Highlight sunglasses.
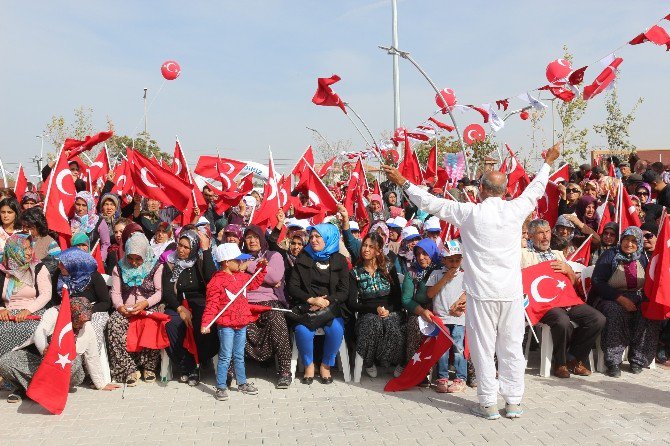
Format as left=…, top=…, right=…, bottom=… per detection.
left=643, top=233, right=655, bottom=240
left=566, top=188, right=580, bottom=193
left=636, top=191, right=649, bottom=196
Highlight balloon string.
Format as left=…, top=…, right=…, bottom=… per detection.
left=129, top=78, right=168, bottom=137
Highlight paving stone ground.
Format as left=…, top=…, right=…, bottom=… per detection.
left=2, top=353, right=670, bottom=445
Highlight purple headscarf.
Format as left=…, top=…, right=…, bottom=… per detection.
left=575, top=195, right=599, bottom=231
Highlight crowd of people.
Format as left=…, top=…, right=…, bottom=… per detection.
left=0, top=149, right=668, bottom=413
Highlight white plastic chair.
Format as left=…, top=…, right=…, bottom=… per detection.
left=293, top=328, right=351, bottom=382
left=526, top=322, right=595, bottom=377
left=160, top=349, right=172, bottom=382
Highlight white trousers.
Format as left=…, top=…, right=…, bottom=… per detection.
left=465, top=297, right=525, bottom=407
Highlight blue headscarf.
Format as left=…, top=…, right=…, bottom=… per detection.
left=304, top=223, right=340, bottom=262
left=57, top=248, right=98, bottom=295
left=411, top=238, right=439, bottom=280
left=613, top=226, right=644, bottom=269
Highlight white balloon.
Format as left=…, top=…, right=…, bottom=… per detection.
left=56, top=169, right=73, bottom=196
left=141, top=167, right=158, bottom=188
left=530, top=275, right=559, bottom=303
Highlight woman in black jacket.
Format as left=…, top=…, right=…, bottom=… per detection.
left=348, top=232, right=404, bottom=378
left=162, top=229, right=217, bottom=385
left=287, top=223, right=349, bottom=384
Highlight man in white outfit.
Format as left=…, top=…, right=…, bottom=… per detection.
left=382, top=143, right=560, bottom=420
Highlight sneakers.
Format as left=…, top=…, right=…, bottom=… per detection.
left=435, top=378, right=450, bottom=393
left=393, top=365, right=404, bottom=378
left=447, top=378, right=466, bottom=393
left=238, top=382, right=258, bottom=395
left=276, top=373, right=292, bottom=389
left=365, top=364, right=378, bottom=378
left=470, top=404, right=501, bottom=420
left=214, top=388, right=229, bottom=401
left=567, top=359, right=591, bottom=376
left=505, top=403, right=523, bottom=418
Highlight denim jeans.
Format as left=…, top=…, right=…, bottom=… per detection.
left=294, top=317, right=344, bottom=367
left=437, top=324, right=466, bottom=380
left=216, top=326, right=247, bottom=388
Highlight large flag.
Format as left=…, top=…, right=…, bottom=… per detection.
left=618, top=183, right=642, bottom=232
left=194, top=156, right=246, bottom=189
left=252, top=151, right=281, bottom=228
left=567, top=234, right=593, bottom=266
left=549, top=163, right=570, bottom=184
left=522, top=261, right=584, bottom=325
left=64, top=131, right=113, bottom=159
left=128, top=150, right=193, bottom=210
left=384, top=315, right=452, bottom=392
left=126, top=311, right=171, bottom=352
left=111, top=158, right=134, bottom=201
left=642, top=212, right=670, bottom=320
left=317, top=156, right=337, bottom=177
left=398, top=135, right=423, bottom=185
left=312, top=74, right=347, bottom=113
left=500, top=145, right=530, bottom=198
left=293, top=163, right=339, bottom=223
left=87, top=146, right=111, bottom=190
left=292, top=147, right=315, bottom=190
left=26, top=287, right=76, bottom=414
left=583, top=57, right=623, bottom=101
left=43, top=149, right=76, bottom=236
left=537, top=181, right=561, bottom=227
left=14, top=164, right=27, bottom=202
left=343, top=158, right=366, bottom=214
left=171, top=139, right=190, bottom=183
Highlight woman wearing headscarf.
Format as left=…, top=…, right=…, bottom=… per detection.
left=0, top=234, right=52, bottom=356
left=590, top=222, right=619, bottom=266
left=53, top=247, right=111, bottom=349
left=266, top=210, right=308, bottom=286
left=162, top=229, right=217, bottom=386
left=19, top=207, right=61, bottom=267
left=367, top=194, right=389, bottom=222
left=590, top=226, right=660, bottom=377
left=400, top=238, right=439, bottom=383
left=150, top=222, right=176, bottom=257
left=287, top=223, right=349, bottom=384
left=348, top=232, right=404, bottom=378
left=107, top=232, right=164, bottom=385
left=635, top=183, right=664, bottom=224
left=394, top=226, right=422, bottom=278
left=105, top=217, right=133, bottom=274
left=70, top=191, right=110, bottom=261
left=98, top=193, right=120, bottom=230
left=0, top=297, right=119, bottom=403
left=565, top=196, right=602, bottom=249
left=240, top=224, right=293, bottom=389
left=0, top=198, right=21, bottom=263
left=557, top=183, right=582, bottom=216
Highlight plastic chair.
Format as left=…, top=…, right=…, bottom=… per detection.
left=527, top=322, right=594, bottom=377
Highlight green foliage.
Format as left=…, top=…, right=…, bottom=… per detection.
left=466, top=136, right=499, bottom=173
left=414, top=135, right=460, bottom=167
left=44, top=106, right=95, bottom=160
left=593, top=88, right=643, bottom=158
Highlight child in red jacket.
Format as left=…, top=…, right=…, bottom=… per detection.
left=202, top=243, right=267, bottom=401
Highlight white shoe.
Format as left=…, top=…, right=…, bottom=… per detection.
left=365, top=365, right=378, bottom=378
left=393, top=365, right=404, bottom=378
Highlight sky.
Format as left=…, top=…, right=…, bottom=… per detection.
left=1, top=1, right=669, bottom=181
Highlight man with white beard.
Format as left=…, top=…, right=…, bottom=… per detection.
left=381, top=143, right=560, bottom=420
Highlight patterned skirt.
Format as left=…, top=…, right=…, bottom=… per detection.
left=244, top=300, right=292, bottom=375
left=0, top=308, right=47, bottom=357
left=0, top=348, right=85, bottom=393
left=355, top=312, right=405, bottom=368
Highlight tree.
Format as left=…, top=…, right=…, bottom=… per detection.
left=467, top=136, right=499, bottom=176
left=44, top=106, right=95, bottom=159
left=593, top=88, right=643, bottom=158
left=105, top=118, right=168, bottom=163
left=555, top=46, right=589, bottom=166
left=414, top=135, right=460, bottom=167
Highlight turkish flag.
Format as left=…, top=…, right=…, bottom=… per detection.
left=91, top=241, right=105, bottom=274
left=292, top=147, right=315, bottom=189
left=372, top=179, right=381, bottom=197
left=549, top=163, right=570, bottom=184
left=398, top=136, right=423, bottom=185
left=568, top=66, right=588, bottom=85
left=597, top=194, right=613, bottom=234
left=111, top=158, right=134, bottom=201
left=318, top=156, right=337, bottom=177
left=181, top=299, right=200, bottom=365
left=539, top=84, right=576, bottom=102
left=172, top=140, right=191, bottom=183
left=128, top=150, right=193, bottom=210
left=466, top=105, right=489, bottom=123
left=522, top=261, right=585, bottom=325
left=343, top=158, right=366, bottom=214
left=501, top=145, right=530, bottom=198
left=642, top=213, right=670, bottom=320
left=252, top=152, right=282, bottom=228
left=424, top=145, right=438, bottom=184
left=126, top=311, right=170, bottom=352
left=26, top=287, right=76, bottom=415
left=312, top=74, right=347, bottom=113
left=14, top=164, right=27, bottom=202
left=292, top=163, right=339, bottom=223
left=583, top=57, right=623, bottom=101
left=537, top=180, right=561, bottom=227
left=567, top=234, right=593, bottom=266
left=87, top=146, right=111, bottom=190
left=248, top=304, right=273, bottom=323
left=194, top=156, right=246, bottom=190
left=428, top=117, right=455, bottom=132
left=640, top=25, right=670, bottom=45
left=618, top=185, right=642, bottom=231
left=64, top=131, right=113, bottom=159
left=384, top=315, right=452, bottom=392
left=43, top=149, right=76, bottom=236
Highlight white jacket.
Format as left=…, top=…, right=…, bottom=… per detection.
left=405, top=164, right=550, bottom=301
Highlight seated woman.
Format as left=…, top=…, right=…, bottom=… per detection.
left=70, top=191, right=110, bottom=261
left=241, top=225, right=293, bottom=389
left=400, top=238, right=439, bottom=383
left=590, top=222, right=618, bottom=265
left=557, top=183, right=582, bottom=215
left=107, top=232, right=164, bottom=385
left=150, top=222, right=176, bottom=257
left=98, top=193, right=121, bottom=236
left=0, top=234, right=52, bottom=356
left=0, top=198, right=21, bottom=263
left=0, top=297, right=118, bottom=403
left=53, top=247, right=111, bottom=349
left=20, top=207, right=60, bottom=267
left=106, top=217, right=133, bottom=274
left=591, top=227, right=660, bottom=377
left=266, top=210, right=308, bottom=285
left=287, top=223, right=349, bottom=384
left=348, top=232, right=404, bottom=378
left=162, top=229, right=217, bottom=386
left=565, top=196, right=602, bottom=249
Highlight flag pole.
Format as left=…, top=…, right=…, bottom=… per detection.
left=378, top=46, right=471, bottom=177
left=203, top=267, right=266, bottom=331
left=13, top=165, right=22, bottom=194
left=0, top=158, right=7, bottom=187
left=344, top=103, right=379, bottom=151
left=343, top=110, right=373, bottom=149
left=523, top=309, right=539, bottom=344
left=42, top=145, right=64, bottom=214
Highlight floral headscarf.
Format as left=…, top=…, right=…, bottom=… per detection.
left=118, top=233, right=158, bottom=287
left=369, top=221, right=390, bottom=244
left=613, top=226, right=644, bottom=269
left=166, top=230, right=200, bottom=283
left=0, top=233, right=35, bottom=298
left=304, top=223, right=340, bottom=262
left=69, top=297, right=93, bottom=333
left=70, top=191, right=100, bottom=235
left=57, top=248, right=98, bottom=296
left=242, top=225, right=269, bottom=258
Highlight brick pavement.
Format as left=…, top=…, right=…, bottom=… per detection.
left=2, top=356, right=670, bottom=445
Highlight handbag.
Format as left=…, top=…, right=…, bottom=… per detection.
left=286, top=303, right=337, bottom=330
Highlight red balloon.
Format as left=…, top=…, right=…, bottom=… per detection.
left=463, top=124, right=486, bottom=145
left=545, top=58, right=572, bottom=84
left=435, top=88, right=457, bottom=111
left=520, top=110, right=530, bottom=121
left=161, top=60, right=181, bottom=80
left=381, top=149, right=399, bottom=164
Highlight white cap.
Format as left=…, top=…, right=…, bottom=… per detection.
left=424, top=216, right=441, bottom=232
left=388, top=216, right=407, bottom=229
left=401, top=226, right=420, bottom=241
left=214, top=243, right=253, bottom=262
left=243, top=195, right=257, bottom=207
left=442, top=240, right=462, bottom=257
left=195, top=216, right=210, bottom=227
left=286, top=218, right=309, bottom=230
left=349, top=221, right=360, bottom=231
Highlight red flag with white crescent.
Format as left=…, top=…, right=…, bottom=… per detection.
left=642, top=212, right=670, bottom=320
left=522, top=261, right=584, bottom=325
left=251, top=152, right=281, bottom=228
left=619, top=183, right=642, bottom=232
left=64, top=131, right=113, bottom=159
left=43, top=149, right=76, bottom=236
left=317, top=156, right=337, bottom=177
left=195, top=156, right=246, bottom=190
left=549, top=163, right=570, bottom=184
left=583, top=57, right=623, bottom=101
left=87, top=146, right=111, bottom=190
left=567, top=234, right=593, bottom=267
left=501, top=145, right=530, bottom=198
left=537, top=180, right=561, bottom=227
left=312, top=75, right=347, bottom=113
left=128, top=150, right=193, bottom=210
left=398, top=135, right=423, bottom=185
left=111, top=158, right=134, bottom=202
left=26, top=287, right=76, bottom=414
left=172, top=140, right=190, bottom=182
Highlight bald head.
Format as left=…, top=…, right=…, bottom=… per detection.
left=481, top=171, right=507, bottom=199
